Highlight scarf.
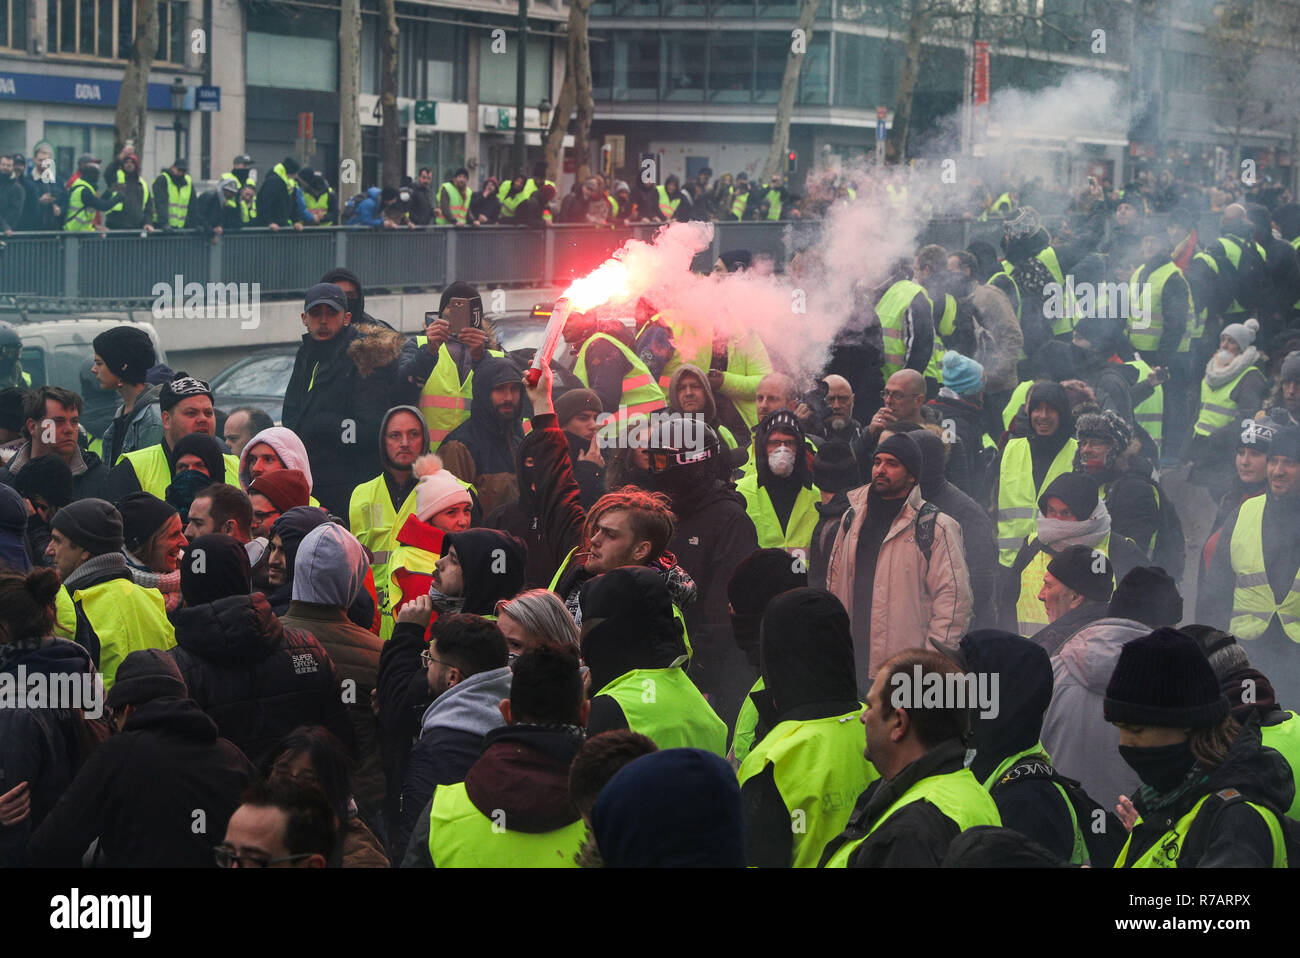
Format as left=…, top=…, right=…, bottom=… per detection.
left=428, top=587, right=466, bottom=616
left=0, top=634, right=46, bottom=672
left=1204, top=345, right=1259, bottom=390
left=1036, top=501, right=1111, bottom=550
left=62, top=551, right=128, bottom=592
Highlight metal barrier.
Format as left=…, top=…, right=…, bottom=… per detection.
left=4, top=215, right=1219, bottom=303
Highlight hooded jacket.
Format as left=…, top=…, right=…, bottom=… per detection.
left=397, top=664, right=512, bottom=857
left=826, top=483, right=972, bottom=688
left=914, top=430, right=998, bottom=630
left=26, top=696, right=256, bottom=867
left=0, top=638, right=99, bottom=866
left=238, top=425, right=315, bottom=490
left=444, top=528, right=527, bottom=615
left=267, top=506, right=377, bottom=632
left=278, top=523, right=386, bottom=815
left=368, top=403, right=429, bottom=514
left=439, top=356, right=526, bottom=516
left=403, top=722, right=585, bottom=867
left=169, top=591, right=354, bottom=763
left=666, top=363, right=737, bottom=445
left=281, top=319, right=404, bottom=517
left=963, top=631, right=1078, bottom=861
left=99, top=382, right=164, bottom=464
left=739, top=588, right=871, bottom=867
left=1041, top=616, right=1147, bottom=810
left=741, top=410, right=817, bottom=547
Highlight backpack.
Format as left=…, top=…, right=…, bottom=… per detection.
left=1179, top=787, right=1300, bottom=868
left=840, top=500, right=941, bottom=565
left=992, top=756, right=1127, bottom=867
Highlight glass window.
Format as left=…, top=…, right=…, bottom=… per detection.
left=663, top=0, right=706, bottom=16
left=591, top=29, right=613, bottom=99
left=612, top=0, right=659, bottom=15
left=661, top=30, right=706, bottom=101
left=708, top=31, right=752, bottom=102
left=169, top=0, right=185, bottom=64
left=117, top=0, right=131, bottom=58
left=478, top=35, right=551, bottom=105
left=97, top=0, right=111, bottom=57
left=757, top=0, right=798, bottom=19
left=611, top=33, right=658, bottom=101
left=361, top=15, right=377, bottom=95
left=79, top=0, right=94, bottom=54
left=6, top=0, right=28, bottom=50
left=59, top=0, right=75, bottom=52
left=754, top=32, right=786, bottom=104
left=799, top=31, right=829, bottom=104
left=710, top=0, right=754, bottom=19
left=247, top=31, right=337, bottom=91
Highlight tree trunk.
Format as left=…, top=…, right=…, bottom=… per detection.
left=338, top=0, right=362, bottom=198
left=888, top=0, right=925, bottom=164
left=379, top=0, right=401, bottom=187
left=570, top=0, right=595, bottom=183
left=543, top=1, right=582, bottom=182
left=761, top=0, right=820, bottom=181
left=114, top=0, right=159, bottom=156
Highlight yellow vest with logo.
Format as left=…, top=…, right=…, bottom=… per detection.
left=996, top=436, right=1078, bottom=566
left=118, top=443, right=241, bottom=499
left=736, top=473, right=821, bottom=551
left=1230, top=495, right=1300, bottom=642
left=427, top=780, right=586, bottom=867
left=1115, top=791, right=1285, bottom=867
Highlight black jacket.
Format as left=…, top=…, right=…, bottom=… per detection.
left=254, top=168, right=296, bottom=227
left=439, top=356, right=525, bottom=477
left=925, top=394, right=988, bottom=503
left=281, top=321, right=405, bottom=517
left=151, top=170, right=195, bottom=229
left=19, top=171, right=66, bottom=231
left=1029, top=598, right=1111, bottom=659
left=818, top=738, right=979, bottom=868
left=0, top=639, right=98, bottom=866
left=375, top=621, right=434, bottom=853
left=170, top=592, right=354, bottom=764
left=0, top=445, right=108, bottom=504
left=26, top=697, right=256, bottom=867
left=403, top=723, right=585, bottom=867
left=0, top=173, right=25, bottom=232
left=809, top=493, right=851, bottom=591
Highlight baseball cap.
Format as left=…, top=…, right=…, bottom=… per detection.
left=304, top=283, right=347, bottom=313
left=76, top=152, right=101, bottom=167
left=234, top=154, right=254, bottom=165
left=172, top=157, right=189, bottom=171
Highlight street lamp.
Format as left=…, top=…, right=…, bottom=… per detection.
left=538, top=97, right=553, bottom=131
left=169, top=77, right=188, bottom=164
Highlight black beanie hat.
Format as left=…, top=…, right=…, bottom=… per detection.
left=874, top=432, right=923, bottom=482
left=1039, top=472, right=1100, bottom=519
left=118, top=491, right=179, bottom=553
left=106, top=648, right=188, bottom=710
left=180, top=533, right=252, bottom=606
left=727, top=547, right=809, bottom=670
left=1108, top=565, right=1183, bottom=627
left=51, top=497, right=124, bottom=556
left=160, top=374, right=213, bottom=413
left=1045, top=544, right=1114, bottom=602
left=1271, top=426, right=1300, bottom=463
left=813, top=439, right=859, bottom=494
left=1181, top=623, right=1238, bottom=660
left=0, top=387, right=26, bottom=432
left=1104, top=627, right=1230, bottom=728
left=92, top=326, right=156, bottom=384
left=282, top=156, right=301, bottom=175
left=14, top=454, right=73, bottom=510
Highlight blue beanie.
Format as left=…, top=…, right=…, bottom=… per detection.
left=940, top=350, right=985, bottom=397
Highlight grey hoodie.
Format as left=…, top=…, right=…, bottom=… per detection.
left=291, top=522, right=368, bottom=606
left=1041, top=616, right=1147, bottom=810
left=418, top=665, right=512, bottom=739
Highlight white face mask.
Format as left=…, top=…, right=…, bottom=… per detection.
left=1214, top=348, right=1234, bottom=366
left=768, top=447, right=796, bottom=478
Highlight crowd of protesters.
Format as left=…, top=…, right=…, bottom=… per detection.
left=4, top=162, right=1300, bottom=868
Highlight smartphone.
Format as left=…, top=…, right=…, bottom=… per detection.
left=443, top=297, right=482, bottom=335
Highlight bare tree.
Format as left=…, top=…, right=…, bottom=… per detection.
left=379, top=0, right=401, bottom=187
left=339, top=0, right=362, bottom=197
left=762, top=0, right=821, bottom=181
left=114, top=0, right=159, bottom=155
left=1206, top=0, right=1277, bottom=170
left=544, top=0, right=595, bottom=183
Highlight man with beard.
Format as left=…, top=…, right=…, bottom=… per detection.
left=103, top=151, right=156, bottom=232
left=668, top=363, right=742, bottom=450
left=737, top=410, right=821, bottom=552
left=818, top=375, right=863, bottom=442
left=992, top=381, right=1078, bottom=567
left=439, top=357, right=526, bottom=516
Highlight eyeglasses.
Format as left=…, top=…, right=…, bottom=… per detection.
left=420, top=649, right=450, bottom=669
left=881, top=389, right=917, bottom=401
left=214, top=845, right=315, bottom=869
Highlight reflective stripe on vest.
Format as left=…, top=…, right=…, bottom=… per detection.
left=1127, top=358, right=1164, bottom=446
left=63, top=181, right=99, bottom=231
left=427, top=780, right=586, bottom=867
left=1189, top=251, right=1217, bottom=342
left=414, top=338, right=474, bottom=446
left=119, top=444, right=240, bottom=499
left=736, top=474, right=821, bottom=551
left=165, top=175, right=193, bottom=228
left=876, top=280, right=929, bottom=379
left=732, top=192, right=749, bottom=219
left=1216, top=236, right=1255, bottom=315
left=71, top=577, right=177, bottom=690
left=1194, top=365, right=1259, bottom=437
left=821, top=767, right=1001, bottom=867
left=1001, top=379, right=1034, bottom=431
left=1128, top=260, right=1182, bottom=354
left=436, top=182, right=468, bottom=225
left=1016, top=533, right=1111, bottom=636
left=996, top=437, right=1078, bottom=565
left=984, top=744, right=1090, bottom=865
left=595, top=667, right=727, bottom=756
left=1229, top=495, right=1300, bottom=641
left=1115, top=791, right=1285, bottom=867
left=764, top=188, right=783, bottom=220
left=1261, top=711, right=1300, bottom=820
left=656, top=185, right=681, bottom=220
left=108, top=170, right=150, bottom=216
left=1036, top=248, right=1074, bottom=336
left=736, top=706, right=878, bottom=868
left=349, top=474, right=398, bottom=625
left=572, top=333, right=666, bottom=422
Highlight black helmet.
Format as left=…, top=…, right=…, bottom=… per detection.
left=646, top=412, right=720, bottom=475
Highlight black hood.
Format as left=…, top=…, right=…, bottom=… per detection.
left=1003, top=227, right=1049, bottom=264
left=170, top=432, right=226, bottom=481
left=958, top=630, right=1054, bottom=782
left=121, top=695, right=220, bottom=741
left=172, top=592, right=285, bottom=664
left=754, top=409, right=812, bottom=489
left=470, top=356, right=526, bottom=432
left=760, top=588, right=858, bottom=716
left=378, top=404, right=430, bottom=471
left=1024, top=381, right=1075, bottom=445
left=580, top=565, right=687, bottom=691
left=912, top=428, right=948, bottom=499
left=444, top=528, right=526, bottom=615
left=320, top=267, right=366, bottom=316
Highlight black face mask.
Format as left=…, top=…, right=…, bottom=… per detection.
left=1119, top=740, right=1197, bottom=794
left=81, top=166, right=101, bottom=187
left=346, top=297, right=363, bottom=318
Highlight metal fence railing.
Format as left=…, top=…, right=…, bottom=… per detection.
left=0, top=215, right=1230, bottom=305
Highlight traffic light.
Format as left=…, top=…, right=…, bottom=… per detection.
left=786, top=151, right=797, bottom=174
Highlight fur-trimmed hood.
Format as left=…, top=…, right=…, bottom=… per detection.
left=348, top=321, right=404, bottom=378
